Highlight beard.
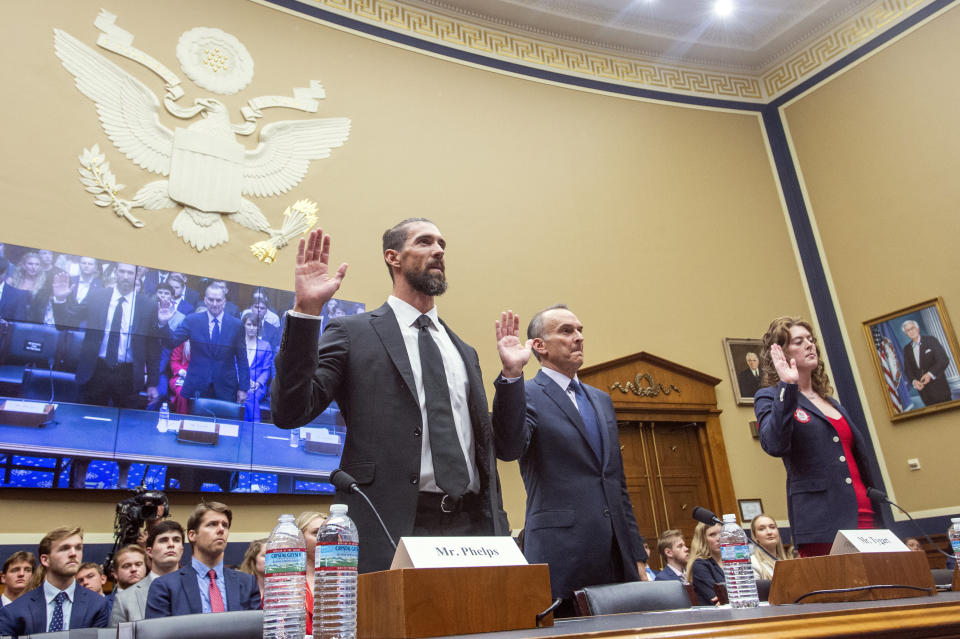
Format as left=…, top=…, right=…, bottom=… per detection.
left=404, top=266, right=448, bottom=296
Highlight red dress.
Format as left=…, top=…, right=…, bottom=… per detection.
left=797, top=414, right=875, bottom=558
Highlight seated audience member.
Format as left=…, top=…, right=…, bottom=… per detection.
left=0, top=527, right=110, bottom=635
left=5, top=251, right=53, bottom=324
left=110, top=521, right=185, bottom=626
left=686, top=522, right=724, bottom=606
left=297, top=511, right=328, bottom=635
left=750, top=514, right=789, bottom=581
left=168, top=341, right=191, bottom=414
left=237, top=538, right=266, bottom=603
left=654, top=530, right=689, bottom=583
left=242, top=311, right=275, bottom=422
left=70, top=256, right=103, bottom=305
left=1, top=552, right=36, bottom=606
left=75, top=562, right=107, bottom=596
left=111, top=545, right=147, bottom=596
left=167, top=273, right=195, bottom=315
left=145, top=501, right=260, bottom=617
left=904, top=537, right=923, bottom=552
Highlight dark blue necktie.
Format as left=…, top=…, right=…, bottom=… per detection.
left=211, top=317, right=220, bottom=343
left=415, top=314, right=469, bottom=498
left=48, top=591, right=67, bottom=631
left=569, top=379, right=603, bottom=461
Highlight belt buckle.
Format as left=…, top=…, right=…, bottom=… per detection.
left=440, top=494, right=459, bottom=513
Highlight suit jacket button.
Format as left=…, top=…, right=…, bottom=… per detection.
left=414, top=428, right=422, bottom=437
left=603, top=508, right=610, bottom=517
left=839, top=455, right=846, bottom=462
left=410, top=475, right=419, bottom=485
left=833, top=436, right=840, bottom=443
left=845, top=477, right=852, bottom=485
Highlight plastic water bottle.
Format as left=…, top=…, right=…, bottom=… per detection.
left=263, top=514, right=307, bottom=639
left=719, top=513, right=759, bottom=608
left=157, top=402, right=170, bottom=433
left=950, top=517, right=960, bottom=569
left=289, top=427, right=301, bottom=448
left=314, top=504, right=359, bottom=639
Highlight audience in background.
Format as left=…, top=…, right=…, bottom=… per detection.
left=110, top=520, right=185, bottom=626
left=0, top=527, right=110, bottom=635
left=1, top=552, right=36, bottom=606
left=904, top=537, right=923, bottom=552
left=749, top=514, right=789, bottom=581
left=166, top=273, right=195, bottom=315
left=238, top=538, right=266, bottom=603
left=686, top=522, right=724, bottom=606
left=297, top=510, right=328, bottom=636
left=75, top=562, right=107, bottom=596
left=242, top=311, right=275, bottom=422
left=111, top=545, right=147, bottom=595
left=654, top=530, right=689, bottom=583
left=6, top=251, right=53, bottom=324
left=145, top=501, right=260, bottom=617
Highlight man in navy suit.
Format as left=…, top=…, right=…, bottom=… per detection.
left=52, top=263, right=162, bottom=407
left=654, top=529, right=689, bottom=583
left=492, top=305, right=648, bottom=614
left=901, top=319, right=953, bottom=406
left=160, top=283, right=249, bottom=404
left=145, top=502, right=260, bottom=617
left=0, top=527, right=110, bottom=635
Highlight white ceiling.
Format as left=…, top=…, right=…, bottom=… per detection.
left=410, top=0, right=875, bottom=71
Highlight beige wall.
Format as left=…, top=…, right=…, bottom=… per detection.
left=2, top=0, right=826, bottom=540
left=783, top=5, right=960, bottom=516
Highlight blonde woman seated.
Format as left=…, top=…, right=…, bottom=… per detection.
left=685, top=521, right=724, bottom=605
left=297, top=510, right=328, bottom=638
left=238, top=538, right=267, bottom=602
left=749, top=514, right=788, bottom=581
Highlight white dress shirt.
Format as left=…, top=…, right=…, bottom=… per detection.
left=43, top=579, right=77, bottom=631
left=386, top=296, right=479, bottom=494
left=97, top=289, right=135, bottom=363
left=540, top=366, right=583, bottom=409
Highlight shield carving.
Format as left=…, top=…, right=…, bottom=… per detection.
left=168, top=128, right=244, bottom=213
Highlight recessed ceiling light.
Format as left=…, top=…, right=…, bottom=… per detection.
left=714, top=0, right=734, bottom=17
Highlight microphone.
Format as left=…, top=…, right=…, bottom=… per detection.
left=866, top=488, right=953, bottom=559
left=47, top=357, right=55, bottom=405
left=329, top=469, right=397, bottom=550
left=692, top=506, right=723, bottom=526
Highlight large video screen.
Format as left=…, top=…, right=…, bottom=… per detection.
left=0, top=242, right=363, bottom=494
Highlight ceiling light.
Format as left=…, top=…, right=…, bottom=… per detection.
left=714, top=0, right=734, bottom=17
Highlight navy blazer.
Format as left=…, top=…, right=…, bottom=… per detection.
left=690, top=557, right=724, bottom=605
left=755, top=382, right=882, bottom=545
left=0, top=583, right=110, bottom=636
left=492, top=370, right=646, bottom=599
left=167, top=311, right=250, bottom=401
left=654, top=565, right=685, bottom=583
left=0, top=284, right=29, bottom=322
left=271, top=305, right=510, bottom=574
left=144, top=566, right=260, bottom=618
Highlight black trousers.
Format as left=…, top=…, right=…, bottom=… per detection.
left=81, top=359, right=140, bottom=408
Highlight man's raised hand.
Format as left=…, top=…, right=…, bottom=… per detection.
left=497, top=310, right=532, bottom=379
left=293, top=228, right=349, bottom=316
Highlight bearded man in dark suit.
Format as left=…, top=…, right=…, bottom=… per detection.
left=271, top=219, right=515, bottom=573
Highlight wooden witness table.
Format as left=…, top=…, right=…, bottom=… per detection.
left=433, top=591, right=960, bottom=639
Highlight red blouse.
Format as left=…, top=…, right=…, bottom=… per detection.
left=826, top=414, right=874, bottom=528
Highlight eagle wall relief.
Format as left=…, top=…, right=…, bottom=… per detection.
left=55, top=9, right=351, bottom=255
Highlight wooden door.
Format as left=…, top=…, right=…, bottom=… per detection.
left=619, top=420, right=714, bottom=570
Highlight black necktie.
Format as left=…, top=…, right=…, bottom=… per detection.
left=414, top=314, right=469, bottom=498
left=104, top=296, right=126, bottom=367
left=211, top=317, right=220, bottom=343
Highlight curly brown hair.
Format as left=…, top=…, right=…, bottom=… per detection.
left=759, top=316, right=833, bottom=397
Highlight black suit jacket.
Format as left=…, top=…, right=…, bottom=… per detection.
left=0, top=284, right=29, bottom=322
left=144, top=565, right=260, bottom=618
left=492, top=370, right=646, bottom=599
left=902, top=335, right=952, bottom=405
left=0, top=583, right=110, bottom=636
left=271, top=303, right=510, bottom=573
left=736, top=367, right=762, bottom=399
left=53, top=287, right=162, bottom=391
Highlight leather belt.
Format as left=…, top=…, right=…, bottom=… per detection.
left=417, top=491, right=480, bottom=514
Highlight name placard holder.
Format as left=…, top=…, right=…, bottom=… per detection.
left=830, top=529, right=909, bottom=554
left=358, top=537, right=551, bottom=638
left=0, top=399, right=55, bottom=427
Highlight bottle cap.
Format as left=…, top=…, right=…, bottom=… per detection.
left=952, top=517, right=960, bottom=523
left=331, top=503, right=348, bottom=515
left=722, top=513, right=737, bottom=523
left=278, top=513, right=294, bottom=522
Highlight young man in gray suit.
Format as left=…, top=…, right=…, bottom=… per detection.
left=492, top=305, right=648, bottom=616
left=109, top=521, right=184, bottom=626
left=272, top=219, right=519, bottom=573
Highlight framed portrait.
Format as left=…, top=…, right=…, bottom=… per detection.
left=862, top=297, right=960, bottom=421
left=738, top=499, right=764, bottom=523
left=723, top=338, right=764, bottom=406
